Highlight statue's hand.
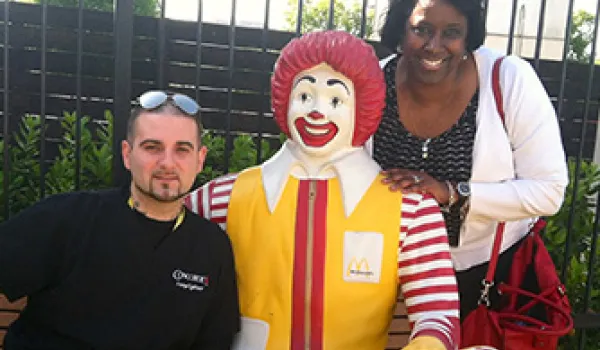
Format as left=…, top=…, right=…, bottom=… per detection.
left=401, top=336, right=446, bottom=350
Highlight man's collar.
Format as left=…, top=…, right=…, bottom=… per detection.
left=261, top=140, right=381, bottom=217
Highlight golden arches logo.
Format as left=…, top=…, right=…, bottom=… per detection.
left=346, top=257, right=374, bottom=277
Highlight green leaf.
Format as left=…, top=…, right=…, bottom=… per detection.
left=284, top=0, right=375, bottom=38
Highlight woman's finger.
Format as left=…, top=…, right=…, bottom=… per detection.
left=381, top=169, right=433, bottom=194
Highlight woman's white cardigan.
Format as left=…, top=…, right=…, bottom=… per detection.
left=372, top=47, right=568, bottom=271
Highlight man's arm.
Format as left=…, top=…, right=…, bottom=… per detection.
left=0, top=193, right=78, bottom=301
left=190, top=224, right=240, bottom=349
left=398, top=194, right=460, bottom=350
left=185, top=173, right=239, bottom=230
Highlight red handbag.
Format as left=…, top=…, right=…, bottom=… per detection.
left=461, top=220, right=574, bottom=349
left=460, top=57, right=574, bottom=349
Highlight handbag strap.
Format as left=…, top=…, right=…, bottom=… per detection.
left=492, top=57, right=506, bottom=125
left=479, top=56, right=507, bottom=306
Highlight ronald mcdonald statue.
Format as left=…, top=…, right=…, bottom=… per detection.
left=186, top=31, right=460, bottom=350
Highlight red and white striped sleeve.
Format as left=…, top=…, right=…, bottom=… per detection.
left=184, top=173, right=239, bottom=230
left=398, top=193, right=460, bottom=350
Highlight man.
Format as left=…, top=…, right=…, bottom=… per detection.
left=186, top=31, right=459, bottom=350
left=0, top=91, right=240, bottom=349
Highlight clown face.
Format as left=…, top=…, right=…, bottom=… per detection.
left=287, top=63, right=355, bottom=158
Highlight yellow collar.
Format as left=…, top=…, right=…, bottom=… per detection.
left=127, top=197, right=185, bottom=231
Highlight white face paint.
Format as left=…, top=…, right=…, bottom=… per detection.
left=287, top=63, right=356, bottom=158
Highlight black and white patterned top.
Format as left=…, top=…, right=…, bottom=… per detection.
left=373, top=56, right=478, bottom=246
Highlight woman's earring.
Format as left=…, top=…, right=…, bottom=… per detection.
left=462, top=53, right=468, bottom=61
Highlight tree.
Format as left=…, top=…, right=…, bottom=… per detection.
left=568, top=10, right=595, bottom=63
left=31, top=0, right=160, bottom=17
left=284, top=0, right=375, bottom=38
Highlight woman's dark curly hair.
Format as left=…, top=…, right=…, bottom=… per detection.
left=380, top=0, right=486, bottom=53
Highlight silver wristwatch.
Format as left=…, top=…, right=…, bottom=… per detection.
left=457, top=181, right=471, bottom=198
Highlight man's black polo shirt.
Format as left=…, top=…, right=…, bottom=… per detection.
left=0, top=188, right=240, bottom=350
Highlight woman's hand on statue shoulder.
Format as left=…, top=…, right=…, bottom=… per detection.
left=381, top=168, right=449, bottom=204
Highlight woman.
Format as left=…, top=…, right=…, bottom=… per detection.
left=371, top=0, right=568, bottom=321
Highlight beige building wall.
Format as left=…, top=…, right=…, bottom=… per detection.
left=485, top=0, right=569, bottom=60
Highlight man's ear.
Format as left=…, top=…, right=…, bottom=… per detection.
left=196, top=145, right=208, bottom=174
left=122, top=140, right=132, bottom=170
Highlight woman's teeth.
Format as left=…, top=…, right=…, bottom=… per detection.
left=422, top=58, right=443, bottom=68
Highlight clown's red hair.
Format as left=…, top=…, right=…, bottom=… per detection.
left=271, top=30, right=385, bottom=146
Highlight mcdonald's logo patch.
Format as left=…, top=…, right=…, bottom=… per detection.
left=343, top=231, right=383, bottom=283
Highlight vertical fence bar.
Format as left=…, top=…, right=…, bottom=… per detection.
left=506, top=0, right=518, bottom=54
left=327, top=0, right=335, bottom=30
left=158, top=0, right=166, bottom=89
left=575, top=2, right=600, bottom=171
left=533, top=0, right=547, bottom=70
left=223, top=0, right=237, bottom=172
left=578, top=196, right=600, bottom=349
left=557, top=0, right=576, bottom=124
left=112, top=0, right=134, bottom=186
left=3, top=0, right=10, bottom=219
left=359, top=0, right=368, bottom=38
left=483, top=0, right=490, bottom=26
left=575, top=5, right=600, bottom=346
left=39, top=0, right=47, bottom=198
left=256, top=0, right=271, bottom=164
left=195, top=0, right=203, bottom=103
left=559, top=0, right=579, bottom=283
left=579, top=189, right=600, bottom=350
left=75, top=0, right=84, bottom=190
left=296, top=0, right=304, bottom=36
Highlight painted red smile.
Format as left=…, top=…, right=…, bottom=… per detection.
left=294, top=118, right=338, bottom=147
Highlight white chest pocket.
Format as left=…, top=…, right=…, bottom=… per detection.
left=343, top=231, right=384, bottom=284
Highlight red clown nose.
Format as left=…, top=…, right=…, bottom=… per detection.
left=308, top=111, right=325, bottom=120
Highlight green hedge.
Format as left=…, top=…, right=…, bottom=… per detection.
left=0, top=111, right=113, bottom=218
left=546, top=159, right=600, bottom=349
left=0, top=111, right=280, bottom=219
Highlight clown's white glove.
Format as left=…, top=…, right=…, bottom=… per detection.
left=401, top=336, right=446, bottom=350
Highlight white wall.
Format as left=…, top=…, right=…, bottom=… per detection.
left=485, top=0, right=600, bottom=61
left=485, top=0, right=568, bottom=60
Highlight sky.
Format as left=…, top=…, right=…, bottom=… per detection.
left=576, top=0, right=600, bottom=12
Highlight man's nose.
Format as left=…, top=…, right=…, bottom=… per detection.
left=158, top=150, right=176, bottom=168
left=308, top=110, right=325, bottom=120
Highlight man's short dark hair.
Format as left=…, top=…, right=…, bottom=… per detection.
left=126, top=102, right=204, bottom=145
left=380, top=0, right=486, bottom=53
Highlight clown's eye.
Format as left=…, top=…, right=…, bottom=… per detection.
left=300, top=93, right=310, bottom=102
left=331, top=96, right=341, bottom=107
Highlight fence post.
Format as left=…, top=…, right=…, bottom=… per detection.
left=594, top=110, right=600, bottom=166
left=2, top=0, right=10, bottom=219
left=112, top=0, right=134, bottom=186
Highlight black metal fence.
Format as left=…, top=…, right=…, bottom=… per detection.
left=0, top=0, right=599, bottom=348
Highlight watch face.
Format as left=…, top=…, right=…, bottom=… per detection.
left=457, top=182, right=471, bottom=197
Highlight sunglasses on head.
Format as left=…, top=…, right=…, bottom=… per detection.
left=137, top=90, right=200, bottom=116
